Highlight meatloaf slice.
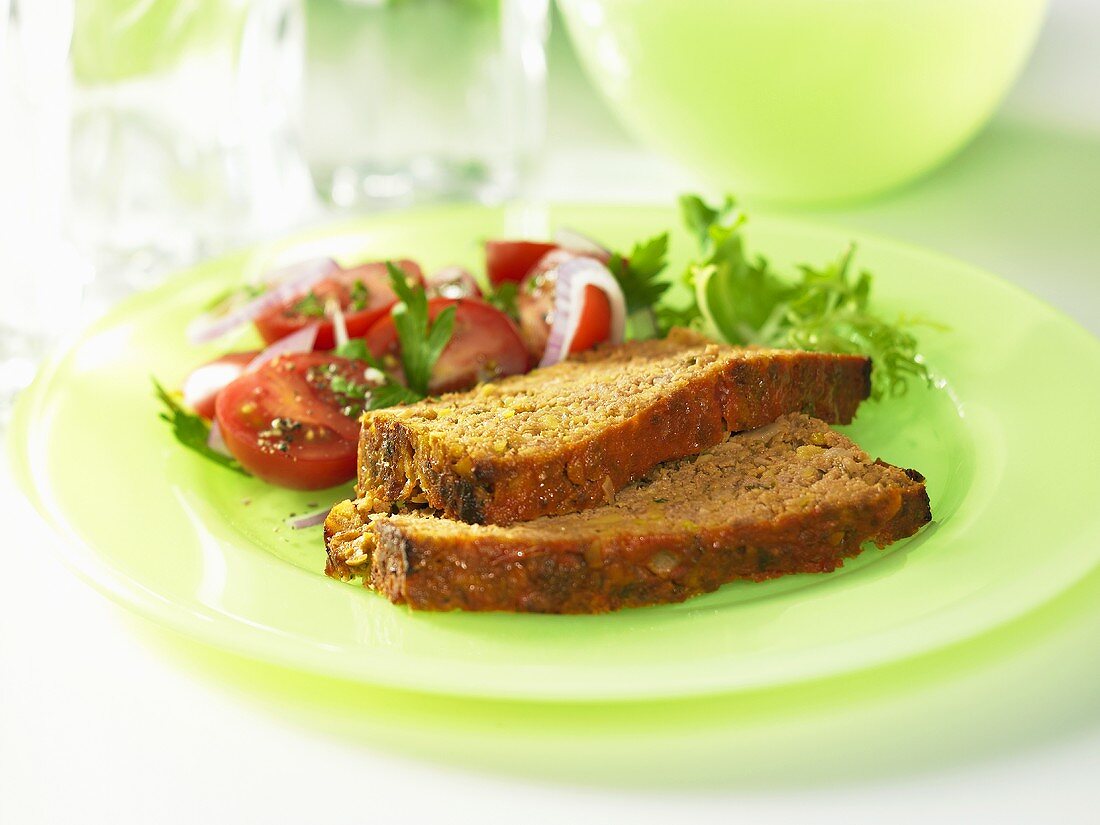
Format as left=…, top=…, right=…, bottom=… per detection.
left=326, top=414, right=931, bottom=613
left=356, top=329, right=871, bottom=525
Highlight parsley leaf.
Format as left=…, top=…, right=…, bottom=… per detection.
left=386, top=261, right=456, bottom=398
left=332, top=338, right=371, bottom=362
left=677, top=193, right=936, bottom=401
left=609, top=232, right=670, bottom=314
left=348, top=280, right=370, bottom=312
left=292, top=290, right=326, bottom=318
left=153, top=379, right=249, bottom=475
left=485, top=281, right=519, bottom=322
left=331, top=331, right=418, bottom=409
left=329, top=372, right=370, bottom=399
left=328, top=279, right=450, bottom=412
left=607, top=232, right=670, bottom=339
left=367, top=382, right=423, bottom=410
left=680, top=193, right=737, bottom=250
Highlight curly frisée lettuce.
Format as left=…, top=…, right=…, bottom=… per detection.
left=666, top=194, right=935, bottom=401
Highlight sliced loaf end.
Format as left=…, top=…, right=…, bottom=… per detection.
left=327, top=414, right=930, bottom=613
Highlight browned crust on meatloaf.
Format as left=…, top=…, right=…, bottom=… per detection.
left=326, top=415, right=931, bottom=613
left=355, top=331, right=871, bottom=525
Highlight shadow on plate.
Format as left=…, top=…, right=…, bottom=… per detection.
left=130, top=553, right=1100, bottom=792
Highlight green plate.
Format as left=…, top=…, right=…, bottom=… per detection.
left=11, top=205, right=1100, bottom=701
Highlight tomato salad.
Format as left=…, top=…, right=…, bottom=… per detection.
left=168, top=235, right=630, bottom=491
left=159, top=194, right=935, bottom=499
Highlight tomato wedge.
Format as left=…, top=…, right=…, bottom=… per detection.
left=364, top=298, right=528, bottom=394
left=182, top=350, right=258, bottom=419
left=485, top=240, right=558, bottom=285
left=567, top=285, right=612, bottom=352
left=215, top=352, right=372, bottom=490
left=253, top=259, right=423, bottom=350
left=516, top=254, right=614, bottom=362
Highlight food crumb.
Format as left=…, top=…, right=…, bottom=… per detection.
left=601, top=475, right=616, bottom=503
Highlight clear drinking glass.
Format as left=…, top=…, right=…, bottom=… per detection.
left=66, top=0, right=316, bottom=287
left=305, top=0, right=549, bottom=209
left=0, top=0, right=83, bottom=420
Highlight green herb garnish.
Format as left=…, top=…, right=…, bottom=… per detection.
left=774, top=250, right=936, bottom=399
left=292, top=290, right=327, bottom=318
left=331, top=332, right=423, bottom=411
left=680, top=193, right=738, bottom=249
left=609, top=232, right=670, bottom=313
left=329, top=372, right=370, bottom=400
left=387, top=261, right=456, bottom=398
left=332, top=338, right=370, bottom=362
left=366, top=382, right=422, bottom=410
left=348, top=280, right=370, bottom=312
left=153, top=379, right=249, bottom=475
left=683, top=195, right=788, bottom=340
left=485, top=281, right=519, bottom=322
left=324, top=266, right=456, bottom=411
left=678, top=194, right=935, bottom=400
left=608, top=232, right=670, bottom=338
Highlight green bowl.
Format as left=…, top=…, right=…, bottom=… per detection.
left=558, top=0, right=1048, bottom=204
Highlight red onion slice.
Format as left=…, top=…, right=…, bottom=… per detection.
left=288, top=506, right=331, bottom=529
left=328, top=298, right=349, bottom=349
left=428, top=265, right=481, bottom=299
left=186, top=257, right=337, bottom=345
left=182, top=356, right=252, bottom=413
left=207, top=419, right=232, bottom=456
left=181, top=327, right=316, bottom=422
left=554, top=228, right=612, bottom=261
left=246, top=323, right=320, bottom=371
left=530, top=248, right=582, bottom=280
left=538, top=258, right=626, bottom=368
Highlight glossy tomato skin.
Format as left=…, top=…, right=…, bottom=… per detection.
left=182, top=350, right=258, bottom=419
left=567, top=285, right=612, bottom=352
left=426, top=266, right=482, bottom=299
left=364, top=298, right=528, bottom=394
left=254, top=259, right=423, bottom=349
left=485, top=240, right=558, bottom=285
left=215, top=352, right=371, bottom=490
left=516, top=254, right=613, bottom=362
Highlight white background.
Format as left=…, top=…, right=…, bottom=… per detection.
left=2, top=1, right=1099, bottom=823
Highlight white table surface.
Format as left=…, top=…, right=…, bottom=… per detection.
left=2, top=2, right=1099, bottom=823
